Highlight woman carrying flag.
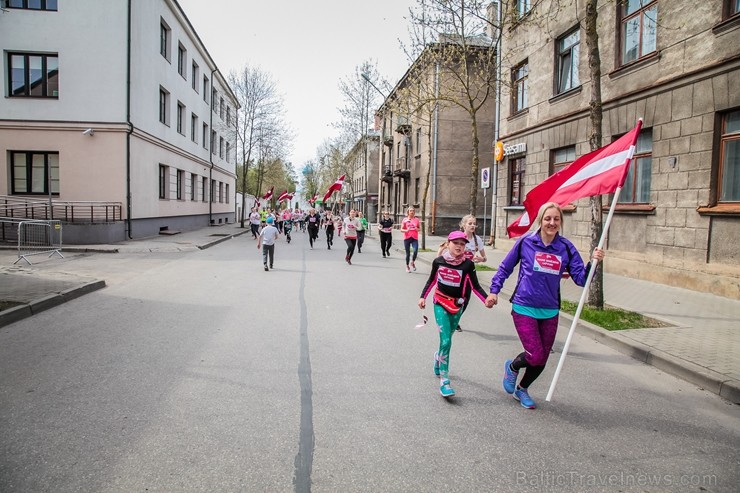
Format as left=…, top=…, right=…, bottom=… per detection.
left=486, top=202, right=604, bottom=409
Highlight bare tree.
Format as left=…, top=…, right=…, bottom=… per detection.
left=408, top=0, right=497, bottom=214
left=228, top=64, right=289, bottom=227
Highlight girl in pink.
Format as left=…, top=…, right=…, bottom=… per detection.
left=400, top=206, right=421, bottom=273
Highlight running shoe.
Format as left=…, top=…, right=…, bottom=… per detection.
left=411, top=261, right=416, bottom=271
left=433, top=352, right=440, bottom=376
left=406, top=265, right=411, bottom=273
left=264, top=263, right=269, bottom=272
left=439, top=379, right=455, bottom=398
left=513, top=387, right=536, bottom=409
left=455, top=325, right=463, bottom=332
left=503, top=359, right=518, bottom=394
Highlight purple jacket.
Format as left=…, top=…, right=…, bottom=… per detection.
left=489, top=232, right=591, bottom=310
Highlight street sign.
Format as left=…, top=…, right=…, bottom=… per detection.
left=481, top=167, right=491, bottom=189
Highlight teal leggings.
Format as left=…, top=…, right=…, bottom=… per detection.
left=434, top=303, right=464, bottom=378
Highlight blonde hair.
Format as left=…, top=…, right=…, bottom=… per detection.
left=459, top=214, right=476, bottom=230
left=534, top=202, right=563, bottom=230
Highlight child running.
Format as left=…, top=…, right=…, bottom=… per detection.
left=257, top=216, right=279, bottom=271
left=418, top=230, right=494, bottom=397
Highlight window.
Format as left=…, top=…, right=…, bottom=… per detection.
left=620, top=0, right=657, bottom=65
left=516, top=0, right=531, bottom=18
left=202, top=177, right=207, bottom=202
left=512, top=61, right=528, bottom=113
left=177, top=44, right=187, bottom=78
left=8, top=52, right=59, bottom=98
left=619, top=128, right=652, bottom=203
left=210, top=180, right=216, bottom=203
left=7, top=0, right=58, bottom=10
left=203, top=76, right=209, bottom=103
left=219, top=136, right=224, bottom=158
left=191, top=113, right=198, bottom=142
left=718, top=110, right=740, bottom=202
left=220, top=97, right=225, bottom=119
left=727, top=0, right=740, bottom=18
left=509, top=157, right=526, bottom=205
left=159, top=87, right=170, bottom=125
left=160, top=19, right=171, bottom=60
left=202, top=123, right=208, bottom=150
left=226, top=142, right=231, bottom=163
left=556, top=28, right=580, bottom=94
left=191, top=61, right=199, bottom=91
left=176, top=169, right=184, bottom=200
left=176, top=101, right=185, bottom=134
left=212, top=88, right=218, bottom=108
left=159, top=165, right=168, bottom=199
left=226, top=184, right=230, bottom=204
left=10, top=151, right=59, bottom=195
left=226, top=106, right=231, bottom=126
left=211, top=130, right=217, bottom=155
left=191, top=173, right=197, bottom=201
left=552, top=146, right=576, bottom=174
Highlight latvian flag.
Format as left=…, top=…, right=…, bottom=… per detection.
left=262, top=186, right=274, bottom=200
left=323, top=175, right=346, bottom=203
left=277, top=190, right=290, bottom=203
left=507, top=120, right=643, bottom=238
left=308, top=194, right=318, bottom=205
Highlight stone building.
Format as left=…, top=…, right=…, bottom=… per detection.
left=0, top=0, right=238, bottom=242
left=494, top=0, right=740, bottom=298
left=375, top=39, right=497, bottom=237
left=345, top=132, right=380, bottom=222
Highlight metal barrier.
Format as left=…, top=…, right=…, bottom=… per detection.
left=14, top=220, right=64, bottom=265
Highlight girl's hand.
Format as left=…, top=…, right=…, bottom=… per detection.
left=418, top=298, right=426, bottom=309
left=593, top=247, right=605, bottom=261
left=486, top=293, right=498, bottom=307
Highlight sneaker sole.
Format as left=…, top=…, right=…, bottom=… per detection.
left=513, top=394, right=536, bottom=409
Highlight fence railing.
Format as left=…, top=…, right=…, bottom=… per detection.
left=0, top=218, right=64, bottom=265
left=0, top=196, right=122, bottom=223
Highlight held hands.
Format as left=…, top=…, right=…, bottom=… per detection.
left=485, top=293, right=498, bottom=308
left=418, top=298, right=426, bottom=309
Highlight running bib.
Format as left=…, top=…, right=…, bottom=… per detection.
left=533, top=252, right=562, bottom=275
left=437, top=267, right=463, bottom=287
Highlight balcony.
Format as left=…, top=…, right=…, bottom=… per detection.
left=394, top=158, right=411, bottom=178
left=381, top=165, right=393, bottom=183
left=395, top=115, right=411, bottom=135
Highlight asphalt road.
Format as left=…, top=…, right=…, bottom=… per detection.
left=0, top=233, right=738, bottom=492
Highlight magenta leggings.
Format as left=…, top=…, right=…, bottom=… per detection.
left=511, top=312, right=559, bottom=367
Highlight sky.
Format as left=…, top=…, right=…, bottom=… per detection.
left=177, top=0, right=418, bottom=172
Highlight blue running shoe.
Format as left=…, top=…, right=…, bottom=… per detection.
left=513, top=387, right=536, bottom=409
left=433, top=352, right=440, bottom=376
left=440, top=379, right=455, bottom=398
left=503, top=359, right=518, bottom=394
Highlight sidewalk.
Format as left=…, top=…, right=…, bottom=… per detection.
left=0, top=223, right=738, bottom=403
left=383, top=228, right=740, bottom=404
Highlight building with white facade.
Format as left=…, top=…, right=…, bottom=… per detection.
left=494, top=0, right=739, bottom=298
left=0, top=0, right=238, bottom=242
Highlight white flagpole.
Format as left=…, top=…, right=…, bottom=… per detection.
left=545, top=185, right=622, bottom=402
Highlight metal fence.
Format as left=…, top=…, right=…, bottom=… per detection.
left=5, top=219, right=64, bottom=265
left=0, top=196, right=122, bottom=223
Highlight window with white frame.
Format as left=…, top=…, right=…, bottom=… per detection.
left=556, top=28, right=580, bottom=94
left=512, top=61, right=528, bottom=113
left=160, top=19, right=171, bottom=61
left=618, top=128, right=653, bottom=204
left=192, top=61, right=199, bottom=91
left=159, top=164, right=168, bottom=199
left=552, top=146, right=576, bottom=174
left=176, top=101, right=185, bottom=135
left=191, top=113, right=198, bottom=143
left=620, top=0, right=658, bottom=65
left=6, top=0, right=58, bottom=10
left=718, top=110, right=740, bottom=203
left=159, top=87, right=170, bottom=125
left=219, top=136, right=224, bottom=158
left=10, top=151, right=59, bottom=195
left=177, top=43, right=187, bottom=78
left=203, top=76, right=209, bottom=103
left=211, top=130, right=217, bottom=155
left=202, top=123, right=208, bottom=150
left=8, top=52, right=59, bottom=98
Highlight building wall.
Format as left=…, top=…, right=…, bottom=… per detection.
left=495, top=0, right=740, bottom=298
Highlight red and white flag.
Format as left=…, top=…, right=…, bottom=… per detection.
left=277, top=190, right=290, bottom=202
left=308, top=194, right=318, bottom=205
left=323, top=175, right=345, bottom=203
left=262, top=186, right=274, bottom=200
left=507, top=121, right=643, bottom=238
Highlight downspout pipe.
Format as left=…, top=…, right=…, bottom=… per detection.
left=125, top=0, right=133, bottom=239
left=209, top=68, right=216, bottom=226
left=490, top=0, right=502, bottom=247
left=431, top=61, right=440, bottom=234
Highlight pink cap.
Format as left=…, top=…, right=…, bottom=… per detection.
left=447, top=230, right=467, bottom=242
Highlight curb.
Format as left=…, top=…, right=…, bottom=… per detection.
left=0, top=280, right=106, bottom=329
left=381, top=238, right=740, bottom=404
left=198, top=229, right=250, bottom=250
